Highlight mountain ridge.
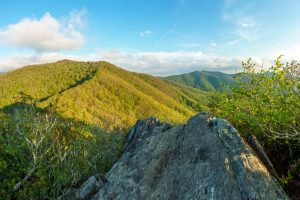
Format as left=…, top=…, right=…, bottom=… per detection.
left=0, top=60, right=208, bottom=129
left=162, top=70, right=236, bottom=91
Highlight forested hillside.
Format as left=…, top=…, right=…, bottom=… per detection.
left=0, top=60, right=207, bottom=129
left=208, top=58, right=300, bottom=199
left=0, top=60, right=208, bottom=199
left=162, top=70, right=235, bottom=91
left=0, top=58, right=299, bottom=199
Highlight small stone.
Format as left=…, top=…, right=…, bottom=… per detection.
left=77, top=176, right=103, bottom=199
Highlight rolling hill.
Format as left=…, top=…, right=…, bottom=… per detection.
left=1, top=60, right=298, bottom=200
left=0, top=60, right=211, bottom=198
left=162, top=70, right=236, bottom=91
left=0, top=60, right=208, bottom=129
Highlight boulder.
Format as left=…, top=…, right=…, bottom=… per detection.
left=59, top=176, right=103, bottom=200
left=77, top=176, right=103, bottom=199
left=71, top=113, right=289, bottom=200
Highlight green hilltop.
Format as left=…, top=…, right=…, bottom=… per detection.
left=0, top=60, right=210, bottom=198
left=162, top=70, right=236, bottom=91
left=0, top=60, right=208, bottom=129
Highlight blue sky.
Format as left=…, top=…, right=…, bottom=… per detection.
left=0, top=0, right=300, bottom=75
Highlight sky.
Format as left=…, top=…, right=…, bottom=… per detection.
left=0, top=0, right=300, bottom=75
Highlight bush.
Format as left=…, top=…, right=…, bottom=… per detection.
left=0, top=100, right=123, bottom=199
left=211, top=57, right=300, bottom=140
left=208, top=56, right=300, bottom=191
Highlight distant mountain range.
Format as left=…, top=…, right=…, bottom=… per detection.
left=0, top=60, right=209, bottom=129
left=162, top=70, right=236, bottom=91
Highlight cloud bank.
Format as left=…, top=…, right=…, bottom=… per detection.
left=0, top=50, right=243, bottom=75
left=96, top=49, right=243, bottom=75
left=0, top=10, right=86, bottom=51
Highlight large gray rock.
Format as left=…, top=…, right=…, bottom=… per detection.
left=77, top=113, right=289, bottom=199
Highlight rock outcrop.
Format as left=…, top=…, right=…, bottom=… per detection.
left=66, top=112, right=289, bottom=200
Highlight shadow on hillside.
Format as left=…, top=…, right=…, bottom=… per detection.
left=0, top=101, right=125, bottom=199
left=0, top=101, right=125, bottom=167
left=0, top=100, right=125, bottom=136
left=38, top=69, right=98, bottom=102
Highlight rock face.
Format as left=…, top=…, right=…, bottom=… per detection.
left=70, top=112, right=289, bottom=200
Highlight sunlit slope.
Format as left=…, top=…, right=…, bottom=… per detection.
left=0, top=60, right=206, bottom=129
left=0, top=60, right=98, bottom=107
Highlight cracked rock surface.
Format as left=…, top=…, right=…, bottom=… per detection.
left=69, top=113, right=289, bottom=200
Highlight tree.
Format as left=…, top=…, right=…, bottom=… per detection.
left=212, top=56, right=300, bottom=141
left=209, top=56, right=300, bottom=191
left=13, top=102, right=57, bottom=192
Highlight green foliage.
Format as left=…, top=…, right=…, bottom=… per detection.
left=0, top=60, right=98, bottom=108
left=208, top=56, right=300, bottom=192
left=280, top=158, right=300, bottom=186
left=0, top=60, right=206, bottom=129
left=210, top=57, right=300, bottom=140
left=280, top=171, right=293, bottom=186
left=0, top=101, right=123, bottom=199
left=0, top=60, right=207, bottom=199
left=162, top=70, right=236, bottom=91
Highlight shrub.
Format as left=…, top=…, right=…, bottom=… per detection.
left=208, top=56, right=300, bottom=188
left=0, top=100, right=123, bottom=199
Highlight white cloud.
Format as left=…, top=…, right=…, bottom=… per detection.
left=157, top=26, right=176, bottom=45
left=263, top=43, right=300, bottom=61
left=0, top=10, right=86, bottom=51
left=234, top=17, right=259, bottom=41
left=221, top=13, right=231, bottom=22
left=0, top=48, right=300, bottom=76
left=67, top=9, right=87, bottom=28
left=5, top=48, right=297, bottom=76
left=2, top=48, right=293, bottom=77
left=281, top=44, right=300, bottom=60
left=221, top=0, right=261, bottom=42
left=0, top=50, right=243, bottom=75
left=0, top=52, right=98, bottom=72
left=236, top=29, right=255, bottom=41
left=96, top=49, right=242, bottom=75
left=238, top=18, right=256, bottom=28
left=140, top=30, right=154, bottom=37
left=222, top=13, right=260, bottom=42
